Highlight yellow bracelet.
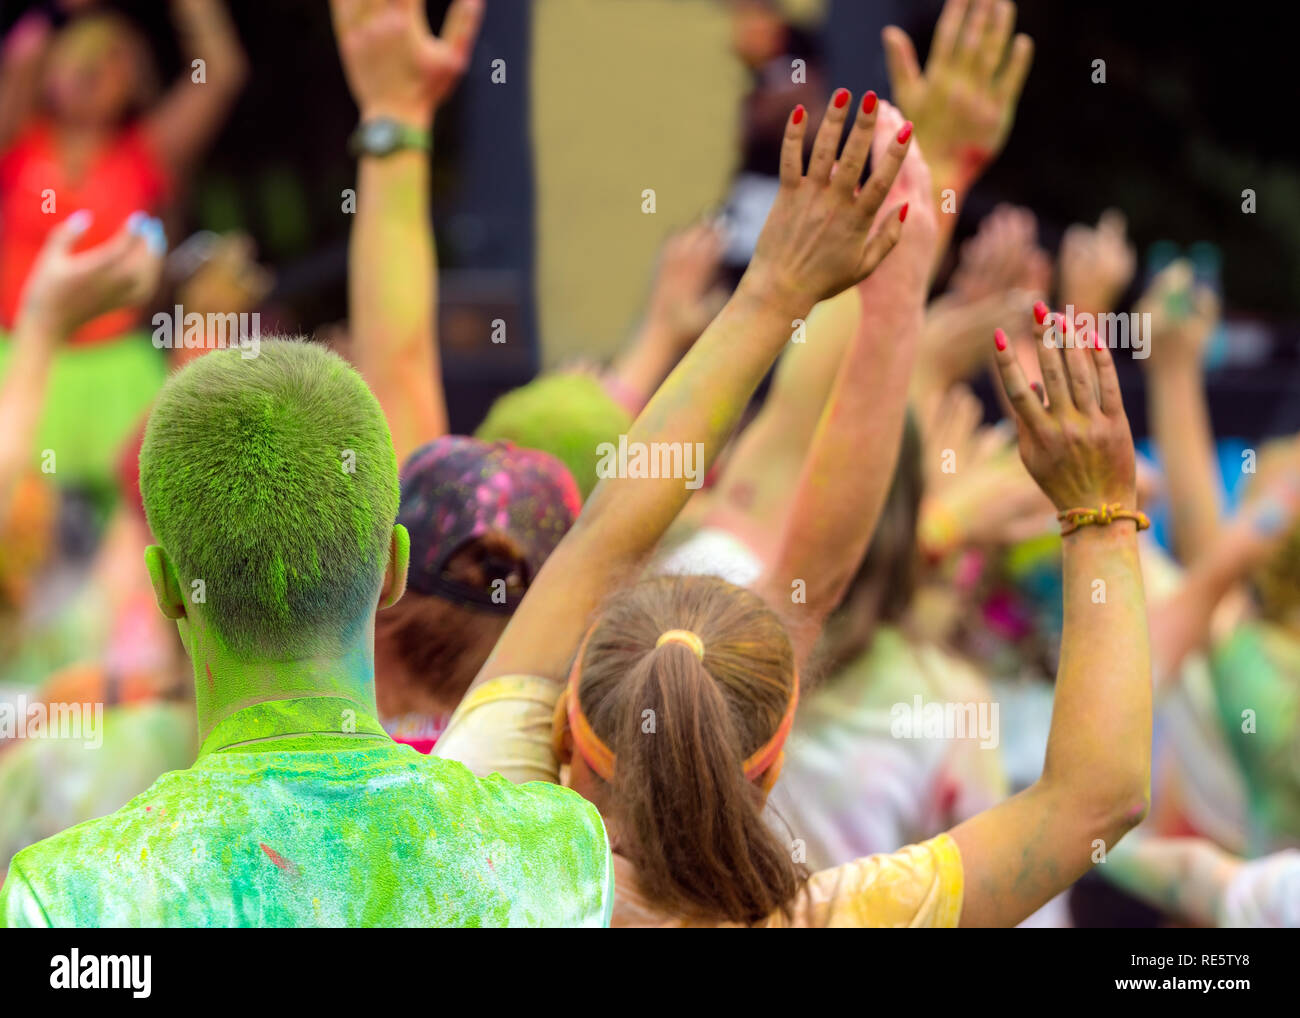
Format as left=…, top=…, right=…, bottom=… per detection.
left=1057, top=503, right=1150, bottom=537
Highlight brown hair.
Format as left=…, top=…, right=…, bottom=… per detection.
left=575, top=573, right=805, bottom=924
left=817, top=412, right=923, bottom=677
left=375, top=532, right=523, bottom=712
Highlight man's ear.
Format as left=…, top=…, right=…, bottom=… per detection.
left=378, top=523, right=410, bottom=610
left=144, top=545, right=186, bottom=620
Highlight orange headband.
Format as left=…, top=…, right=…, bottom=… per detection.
left=559, top=626, right=800, bottom=784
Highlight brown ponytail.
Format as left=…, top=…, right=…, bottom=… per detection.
left=575, top=574, right=805, bottom=924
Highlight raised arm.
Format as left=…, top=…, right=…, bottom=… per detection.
left=1138, top=259, right=1222, bottom=563
left=882, top=0, right=1034, bottom=268
left=476, top=88, right=910, bottom=686
left=0, top=13, right=49, bottom=152
left=753, top=100, right=932, bottom=659
left=1147, top=444, right=1300, bottom=685
left=330, top=0, right=482, bottom=463
left=603, top=221, right=727, bottom=416
left=701, top=283, right=858, bottom=560
left=0, top=211, right=165, bottom=510
left=702, top=99, right=910, bottom=561
left=142, top=0, right=248, bottom=175
left=950, top=311, right=1151, bottom=927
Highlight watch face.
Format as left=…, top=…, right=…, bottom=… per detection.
left=365, top=120, right=400, bottom=154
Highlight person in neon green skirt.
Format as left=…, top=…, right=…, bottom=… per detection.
left=0, top=335, right=612, bottom=927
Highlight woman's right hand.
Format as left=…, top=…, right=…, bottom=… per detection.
left=743, top=88, right=911, bottom=318
left=992, top=310, right=1137, bottom=514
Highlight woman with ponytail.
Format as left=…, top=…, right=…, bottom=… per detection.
left=439, top=87, right=1152, bottom=926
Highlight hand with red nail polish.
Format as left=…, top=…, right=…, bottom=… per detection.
left=742, top=88, right=913, bottom=314
left=991, top=296, right=1138, bottom=513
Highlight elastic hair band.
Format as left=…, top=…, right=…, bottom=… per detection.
left=562, top=627, right=799, bottom=784
left=655, top=629, right=705, bottom=659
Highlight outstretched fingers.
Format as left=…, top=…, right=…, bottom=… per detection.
left=930, top=0, right=970, bottom=70
left=995, top=32, right=1034, bottom=104
left=855, top=117, right=912, bottom=224
left=1034, top=311, right=1071, bottom=412
left=439, top=0, right=483, bottom=61
left=881, top=26, right=921, bottom=100
left=1091, top=329, right=1124, bottom=417
left=832, top=90, right=879, bottom=197
left=977, top=0, right=1016, bottom=80
left=855, top=202, right=907, bottom=277
left=1060, top=314, right=1099, bottom=413
left=993, top=327, right=1049, bottom=432
left=779, top=104, right=808, bottom=188
left=807, top=87, right=853, bottom=184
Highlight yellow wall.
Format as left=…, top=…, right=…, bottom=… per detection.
left=531, top=0, right=748, bottom=367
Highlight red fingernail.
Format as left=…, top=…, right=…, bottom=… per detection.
left=833, top=88, right=849, bottom=109
left=899, top=202, right=909, bottom=223
left=1033, top=300, right=1048, bottom=325
left=994, top=328, right=1008, bottom=351
left=897, top=121, right=913, bottom=144
left=792, top=104, right=804, bottom=125
left=1095, top=333, right=1105, bottom=350
left=862, top=90, right=877, bottom=114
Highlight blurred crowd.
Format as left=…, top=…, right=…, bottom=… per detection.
left=0, top=0, right=1296, bottom=929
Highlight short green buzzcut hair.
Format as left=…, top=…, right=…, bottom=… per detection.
left=139, top=339, right=400, bottom=658
left=474, top=372, right=632, bottom=500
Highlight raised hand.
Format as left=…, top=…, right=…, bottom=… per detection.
left=992, top=309, right=1137, bottom=513
left=330, top=0, right=483, bottom=125
left=176, top=232, right=274, bottom=318
left=950, top=203, right=1051, bottom=303
left=919, top=387, right=1054, bottom=553
left=1058, top=209, right=1136, bottom=318
left=916, top=287, right=1037, bottom=398
left=643, top=221, right=728, bottom=353
left=882, top=0, right=1033, bottom=191
left=1136, top=258, right=1220, bottom=371
left=18, top=211, right=166, bottom=339
left=745, top=88, right=911, bottom=317
left=862, top=98, right=937, bottom=282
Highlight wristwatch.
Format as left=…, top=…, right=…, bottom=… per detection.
left=348, top=117, right=431, bottom=158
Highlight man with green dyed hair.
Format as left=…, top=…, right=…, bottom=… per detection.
left=0, top=338, right=613, bottom=927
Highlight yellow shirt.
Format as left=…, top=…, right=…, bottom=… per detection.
left=436, top=674, right=964, bottom=928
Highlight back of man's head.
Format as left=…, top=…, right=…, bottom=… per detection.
left=139, top=339, right=399, bottom=658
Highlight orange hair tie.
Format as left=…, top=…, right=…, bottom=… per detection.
left=561, top=626, right=799, bottom=785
